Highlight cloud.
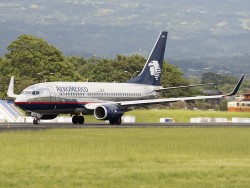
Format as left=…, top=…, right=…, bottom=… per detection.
left=30, top=4, right=39, bottom=9
left=239, top=19, right=250, bottom=30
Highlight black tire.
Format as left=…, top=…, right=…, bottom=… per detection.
left=115, top=118, right=122, bottom=125
left=33, top=118, right=40, bottom=125
left=78, top=116, right=84, bottom=124
left=72, top=116, right=78, bottom=124
left=109, top=119, right=116, bottom=125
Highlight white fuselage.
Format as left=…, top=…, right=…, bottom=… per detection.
left=15, top=81, right=162, bottom=114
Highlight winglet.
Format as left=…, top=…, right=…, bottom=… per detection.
left=226, top=75, right=244, bottom=97
left=7, top=76, right=19, bottom=98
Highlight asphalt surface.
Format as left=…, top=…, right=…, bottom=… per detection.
left=1, top=122, right=250, bottom=131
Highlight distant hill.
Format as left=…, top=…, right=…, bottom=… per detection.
left=1, top=0, right=250, bottom=59
left=170, top=54, right=250, bottom=77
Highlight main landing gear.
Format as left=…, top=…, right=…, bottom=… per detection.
left=72, top=115, right=85, bottom=124
left=109, top=117, right=122, bottom=125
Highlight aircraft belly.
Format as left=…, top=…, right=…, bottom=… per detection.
left=32, top=108, right=93, bottom=115
left=15, top=102, right=88, bottom=114
left=30, top=109, right=76, bottom=114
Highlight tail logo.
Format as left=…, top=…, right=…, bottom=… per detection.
left=148, top=60, right=161, bottom=80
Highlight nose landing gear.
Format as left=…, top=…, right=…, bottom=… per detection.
left=33, top=118, right=40, bottom=125
left=31, top=112, right=43, bottom=125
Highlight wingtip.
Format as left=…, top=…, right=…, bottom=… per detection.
left=226, top=75, right=244, bottom=97
left=7, top=76, right=19, bottom=98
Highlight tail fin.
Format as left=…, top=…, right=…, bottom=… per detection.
left=127, top=31, right=168, bottom=86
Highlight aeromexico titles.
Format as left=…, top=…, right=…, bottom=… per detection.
left=7, top=31, right=244, bottom=125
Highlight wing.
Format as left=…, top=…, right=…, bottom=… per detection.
left=120, top=95, right=223, bottom=106
left=154, top=83, right=213, bottom=92
left=85, top=75, right=244, bottom=109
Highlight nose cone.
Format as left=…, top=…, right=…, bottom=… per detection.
left=15, top=95, right=28, bottom=103
left=14, top=95, right=29, bottom=111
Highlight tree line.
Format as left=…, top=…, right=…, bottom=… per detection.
left=0, top=34, right=247, bottom=100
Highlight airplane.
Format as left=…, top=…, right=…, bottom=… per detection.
left=7, top=31, right=244, bottom=125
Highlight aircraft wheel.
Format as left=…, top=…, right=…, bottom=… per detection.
left=72, top=116, right=78, bottom=124
left=72, top=116, right=85, bottom=124
left=109, top=119, right=116, bottom=125
left=109, top=118, right=122, bottom=125
left=78, top=116, right=84, bottom=124
left=33, top=118, right=40, bottom=125
left=115, top=118, right=122, bottom=125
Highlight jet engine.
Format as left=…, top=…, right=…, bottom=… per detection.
left=94, top=104, right=124, bottom=120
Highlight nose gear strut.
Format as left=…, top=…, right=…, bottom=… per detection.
left=31, top=112, right=43, bottom=125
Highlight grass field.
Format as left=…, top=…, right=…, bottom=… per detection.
left=1, top=128, right=250, bottom=187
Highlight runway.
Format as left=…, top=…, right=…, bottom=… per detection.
left=1, top=122, right=250, bottom=131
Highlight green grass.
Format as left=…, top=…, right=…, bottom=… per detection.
left=1, top=128, right=250, bottom=187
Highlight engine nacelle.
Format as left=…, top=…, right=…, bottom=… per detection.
left=94, top=104, right=124, bottom=120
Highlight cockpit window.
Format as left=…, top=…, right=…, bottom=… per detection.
left=32, top=91, right=40, bottom=95
left=21, top=90, right=40, bottom=95
left=21, top=91, right=32, bottom=95
left=21, top=84, right=48, bottom=96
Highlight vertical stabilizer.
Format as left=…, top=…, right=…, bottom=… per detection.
left=127, top=31, right=168, bottom=86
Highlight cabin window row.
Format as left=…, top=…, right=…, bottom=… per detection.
left=60, top=93, right=85, bottom=96
left=87, top=93, right=142, bottom=97
left=59, top=92, right=142, bottom=97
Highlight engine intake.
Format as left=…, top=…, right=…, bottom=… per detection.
left=94, top=104, right=124, bottom=120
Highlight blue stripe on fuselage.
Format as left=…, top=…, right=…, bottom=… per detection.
left=15, top=102, right=87, bottom=112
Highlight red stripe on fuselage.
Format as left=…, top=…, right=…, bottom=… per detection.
left=15, top=102, right=91, bottom=105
